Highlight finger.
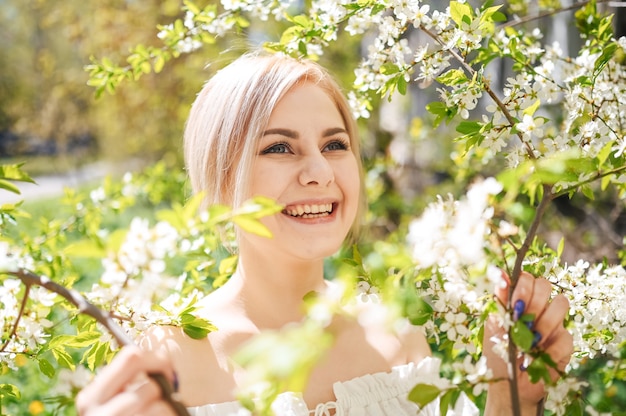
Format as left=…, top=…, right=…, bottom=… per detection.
left=88, top=377, right=163, bottom=416
left=543, top=326, right=574, bottom=379
left=525, top=278, right=552, bottom=324
left=535, top=295, right=570, bottom=349
left=77, top=347, right=174, bottom=411
left=510, top=272, right=535, bottom=320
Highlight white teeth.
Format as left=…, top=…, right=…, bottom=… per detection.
left=285, top=203, right=333, bottom=217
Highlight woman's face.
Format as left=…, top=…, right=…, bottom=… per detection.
left=241, top=82, right=360, bottom=261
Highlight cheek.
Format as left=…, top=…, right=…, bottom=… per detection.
left=337, top=159, right=361, bottom=210
left=249, top=164, right=281, bottom=198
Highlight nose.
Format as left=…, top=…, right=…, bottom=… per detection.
left=299, top=152, right=334, bottom=187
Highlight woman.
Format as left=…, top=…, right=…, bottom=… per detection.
left=76, top=52, right=573, bottom=415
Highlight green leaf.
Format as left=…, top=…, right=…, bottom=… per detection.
left=380, top=63, right=399, bottom=75
left=601, top=174, right=611, bottom=191
left=450, top=1, right=473, bottom=26
left=59, top=332, right=102, bottom=348
left=397, top=75, right=407, bottom=95
left=522, top=100, right=541, bottom=117
left=439, top=388, right=461, bottom=415
left=63, top=240, right=106, bottom=258
left=218, top=255, right=238, bottom=276
left=581, top=184, right=595, bottom=200
left=38, top=358, right=56, bottom=378
left=557, top=237, right=565, bottom=258
left=180, top=313, right=217, bottom=339
left=436, top=69, right=468, bottom=86
left=511, top=319, right=534, bottom=352
left=527, top=352, right=557, bottom=384
left=153, top=54, right=165, bottom=73
left=0, top=384, right=20, bottom=400
left=426, top=101, right=456, bottom=127
left=0, top=163, right=35, bottom=183
left=0, top=179, right=21, bottom=195
left=232, top=216, right=272, bottom=238
left=456, top=121, right=481, bottom=135
left=51, top=346, right=76, bottom=371
left=564, top=398, right=585, bottom=416
left=184, top=0, right=201, bottom=15
left=593, top=42, right=617, bottom=76
left=408, top=383, right=441, bottom=407
left=183, top=192, right=206, bottom=220
left=84, top=341, right=111, bottom=371
left=401, top=287, right=433, bottom=326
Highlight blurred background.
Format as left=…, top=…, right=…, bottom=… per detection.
left=0, top=0, right=624, bottom=263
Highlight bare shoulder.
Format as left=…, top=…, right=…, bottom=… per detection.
left=137, top=289, right=252, bottom=407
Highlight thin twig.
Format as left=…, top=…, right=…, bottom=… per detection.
left=511, top=185, right=554, bottom=283
left=0, top=283, right=30, bottom=353
left=5, top=268, right=190, bottom=416
left=418, top=26, right=537, bottom=160
left=553, top=165, right=626, bottom=199
left=498, top=0, right=614, bottom=29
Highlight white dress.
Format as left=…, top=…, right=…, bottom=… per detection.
left=187, top=357, right=478, bottom=416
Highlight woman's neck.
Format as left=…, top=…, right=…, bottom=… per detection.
left=226, top=247, right=328, bottom=329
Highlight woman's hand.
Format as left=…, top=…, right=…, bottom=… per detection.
left=483, top=271, right=574, bottom=415
left=76, top=346, right=179, bottom=416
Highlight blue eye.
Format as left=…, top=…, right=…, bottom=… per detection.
left=324, top=139, right=349, bottom=151
left=262, top=143, right=291, bottom=154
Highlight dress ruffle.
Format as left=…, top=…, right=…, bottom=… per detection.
left=187, top=357, right=478, bottom=416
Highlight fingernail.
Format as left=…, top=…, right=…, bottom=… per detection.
left=525, top=320, right=534, bottom=330
left=520, top=354, right=532, bottom=371
left=513, top=299, right=525, bottom=321
left=173, top=371, right=179, bottom=393
left=531, top=331, right=542, bottom=349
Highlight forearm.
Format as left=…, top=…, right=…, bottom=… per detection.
left=484, top=381, right=539, bottom=416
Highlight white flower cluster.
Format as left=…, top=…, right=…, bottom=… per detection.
left=546, top=260, right=626, bottom=360
left=543, top=376, right=588, bottom=416
left=156, top=0, right=626, bottom=189
left=0, top=242, right=56, bottom=367
left=52, top=365, right=93, bottom=397
left=0, top=278, right=56, bottom=369
left=407, top=179, right=505, bottom=358
left=86, top=217, right=184, bottom=327
left=452, top=355, right=493, bottom=396
left=407, top=177, right=502, bottom=269
left=158, top=0, right=294, bottom=54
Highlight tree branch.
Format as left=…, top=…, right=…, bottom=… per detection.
left=4, top=268, right=190, bottom=416
left=503, top=184, right=554, bottom=416
left=418, top=26, right=537, bottom=160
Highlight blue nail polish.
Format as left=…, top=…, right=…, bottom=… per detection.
left=531, top=331, right=542, bottom=349
left=525, top=320, right=534, bottom=330
left=519, top=362, right=527, bottom=372
left=513, top=299, right=525, bottom=321
left=173, top=371, right=179, bottom=392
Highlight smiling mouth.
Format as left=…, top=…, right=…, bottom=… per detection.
left=283, top=203, right=334, bottom=218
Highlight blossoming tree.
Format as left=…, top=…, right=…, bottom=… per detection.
left=1, top=1, right=626, bottom=415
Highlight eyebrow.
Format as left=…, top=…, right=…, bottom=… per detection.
left=262, top=127, right=348, bottom=138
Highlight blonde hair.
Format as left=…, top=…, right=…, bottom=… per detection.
left=184, top=52, right=365, bottom=235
